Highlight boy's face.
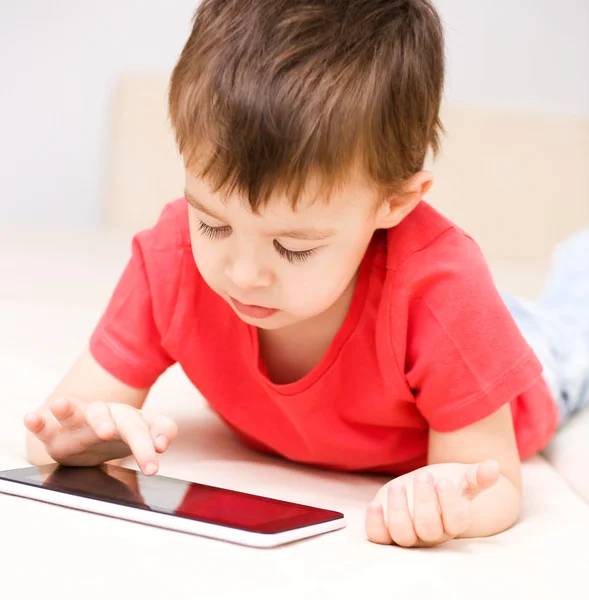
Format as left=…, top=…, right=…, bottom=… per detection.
left=184, top=170, right=413, bottom=331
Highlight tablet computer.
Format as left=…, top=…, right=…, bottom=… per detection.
left=0, top=463, right=345, bottom=548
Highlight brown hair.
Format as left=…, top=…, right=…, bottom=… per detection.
left=169, top=0, right=445, bottom=211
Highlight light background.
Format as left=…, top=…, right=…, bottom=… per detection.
left=0, top=0, right=587, bottom=226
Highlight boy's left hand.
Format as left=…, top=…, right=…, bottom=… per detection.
left=365, top=460, right=500, bottom=547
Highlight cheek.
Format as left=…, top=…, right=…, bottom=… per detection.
left=189, top=235, right=223, bottom=288
left=282, top=247, right=363, bottom=315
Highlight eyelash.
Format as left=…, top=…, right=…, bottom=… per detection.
left=273, top=241, right=317, bottom=264
left=197, top=219, right=231, bottom=240
left=196, top=219, right=317, bottom=264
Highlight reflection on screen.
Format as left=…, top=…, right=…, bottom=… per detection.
left=175, top=485, right=307, bottom=527
left=9, top=464, right=322, bottom=533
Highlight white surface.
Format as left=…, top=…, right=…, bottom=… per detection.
left=1, top=227, right=589, bottom=597
left=1, top=0, right=587, bottom=226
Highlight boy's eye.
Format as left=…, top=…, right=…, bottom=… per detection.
left=197, top=219, right=317, bottom=264
left=273, top=240, right=317, bottom=264
left=197, top=219, right=231, bottom=239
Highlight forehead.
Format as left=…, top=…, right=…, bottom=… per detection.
left=185, top=170, right=377, bottom=222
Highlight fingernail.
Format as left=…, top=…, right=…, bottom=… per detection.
left=144, top=462, right=158, bottom=476
left=99, top=424, right=114, bottom=437
left=156, top=435, right=167, bottom=449
left=389, top=485, right=403, bottom=499
left=416, top=472, right=432, bottom=485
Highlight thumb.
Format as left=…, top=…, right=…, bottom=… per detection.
left=462, top=459, right=500, bottom=499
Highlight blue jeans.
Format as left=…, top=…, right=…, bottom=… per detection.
left=502, top=228, right=589, bottom=428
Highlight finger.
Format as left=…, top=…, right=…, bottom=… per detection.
left=412, top=472, right=444, bottom=543
left=148, top=416, right=178, bottom=453
left=114, top=409, right=159, bottom=476
left=365, top=502, right=393, bottom=545
left=436, top=478, right=471, bottom=537
left=463, top=460, right=501, bottom=499
left=24, top=412, right=59, bottom=443
left=85, top=402, right=117, bottom=440
left=387, top=484, right=418, bottom=547
left=49, top=398, right=87, bottom=431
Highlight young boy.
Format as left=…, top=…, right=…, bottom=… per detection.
left=24, top=0, right=589, bottom=548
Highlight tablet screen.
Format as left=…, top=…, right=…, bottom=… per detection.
left=0, top=464, right=343, bottom=534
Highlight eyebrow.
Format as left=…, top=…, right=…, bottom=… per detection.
left=185, top=190, right=223, bottom=220
left=184, top=190, right=337, bottom=241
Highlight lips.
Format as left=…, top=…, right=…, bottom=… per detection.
left=229, top=297, right=278, bottom=319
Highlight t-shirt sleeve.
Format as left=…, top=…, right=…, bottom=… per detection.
left=402, top=230, right=544, bottom=432
left=89, top=220, right=180, bottom=389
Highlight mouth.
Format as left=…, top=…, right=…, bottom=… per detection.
left=229, top=297, right=279, bottom=319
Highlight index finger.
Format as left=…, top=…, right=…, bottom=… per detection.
left=113, top=409, right=159, bottom=476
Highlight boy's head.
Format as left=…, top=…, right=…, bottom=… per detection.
left=169, top=0, right=445, bottom=330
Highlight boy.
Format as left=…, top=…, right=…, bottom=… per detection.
left=24, top=0, right=589, bottom=548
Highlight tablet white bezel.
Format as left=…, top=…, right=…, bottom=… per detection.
left=0, top=478, right=346, bottom=548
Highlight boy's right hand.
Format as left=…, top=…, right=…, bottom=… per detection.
left=24, top=398, right=178, bottom=476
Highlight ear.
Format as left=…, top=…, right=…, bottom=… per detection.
left=375, top=171, right=434, bottom=229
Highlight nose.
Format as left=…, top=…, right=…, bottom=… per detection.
left=225, top=251, right=272, bottom=291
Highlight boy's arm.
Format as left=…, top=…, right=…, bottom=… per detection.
left=366, top=403, right=522, bottom=546
left=427, top=402, right=522, bottom=538
left=26, top=348, right=150, bottom=465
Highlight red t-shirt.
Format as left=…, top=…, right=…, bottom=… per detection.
left=90, top=199, right=558, bottom=475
